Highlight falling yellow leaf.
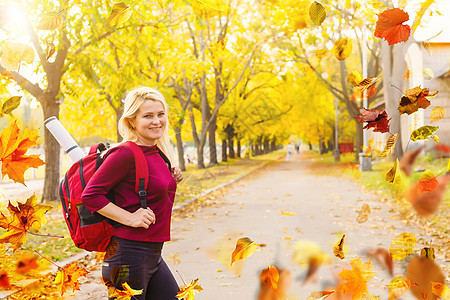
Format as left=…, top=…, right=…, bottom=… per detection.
left=403, top=69, right=411, bottom=79
left=420, top=247, right=435, bottom=261
left=295, top=227, right=304, bottom=234
left=333, top=234, right=345, bottom=259
left=108, top=282, right=143, bottom=300
left=380, top=133, right=399, bottom=157
left=410, top=125, right=439, bottom=141
left=422, top=41, right=432, bottom=55
left=292, top=240, right=331, bottom=267
left=343, top=163, right=362, bottom=180
left=307, top=290, right=336, bottom=300
left=107, top=3, right=133, bottom=27
left=2, top=96, right=21, bottom=115
left=432, top=135, right=439, bottom=143
left=447, top=158, right=450, bottom=172
left=309, top=1, right=326, bottom=26
left=347, top=70, right=363, bottom=86
left=167, top=252, right=181, bottom=266
left=316, top=49, right=331, bottom=60
left=431, top=282, right=450, bottom=299
left=362, top=137, right=382, bottom=156
left=389, top=232, right=417, bottom=260
left=411, top=0, right=435, bottom=34
left=45, top=41, right=56, bottom=61
left=176, top=278, right=203, bottom=300
left=1, top=42, right=34, bottom=71
left=386, top=158, right=402, bottom=184
left=422, top=68, right=434, bottom=80
left=331, top=37, right=352, bottom=60
left=231, top=237, right=257, bottom=265
left=388, top=276, right=411, bottom=300
left=430, top=106, right=446, bottom=123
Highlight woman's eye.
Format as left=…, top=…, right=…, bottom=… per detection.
left=158, top=113, right=165, bottom=117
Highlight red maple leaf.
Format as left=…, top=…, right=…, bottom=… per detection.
left=374, top=8, right=411, bottom=45
left=355, top=109, right=391, bottom=133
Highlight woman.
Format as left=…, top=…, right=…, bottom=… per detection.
left=81, top=86, right=183, bottom=299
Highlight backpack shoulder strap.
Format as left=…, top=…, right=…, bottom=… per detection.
left=121, top=141, right=149, bottom=209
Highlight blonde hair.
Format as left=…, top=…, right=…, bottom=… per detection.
left=118, top=86, right=175, bottom=165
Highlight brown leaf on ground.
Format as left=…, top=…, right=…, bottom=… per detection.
left=367, top=248, right=394, bottom=276
left=303, top=259, right=320, bottom=285
left=406, top=255, right=445, bottom=300
left=406, top=174, right=450, bottom=217
left=399, top=146, right=425, bottom=176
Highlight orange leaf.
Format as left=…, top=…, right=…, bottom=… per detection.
left=0, top=120, right=45, bottom=185
left=261, top=265, right=279, bottom=292
left=307, top=290, right=335, bottom=299
left=331, top=38, right=352, bottom=60
left=367, top=248, right=394, bottom=276
left=1, top=71, right=15, bottom=81
left=16, top=251, right=39, bottom=274
left=403, top=69, right=411, bottom=79
left=176, top=278, right=203, bottom=300
left=420, top=247, right=435, bottom=261
left=333, top=234, right=345, bottom=259
left=0, top=194, right=51, bottom=250
left=374, top=8, right=411, bottom=45
left=416, top=171, right=439, bottom=193
left=0, top=269, right=10, bottom=289
left=430, top=106, right=446, bottom=123
left=108, top=282, right=143, bottom=300
left=398, top=86, right=438, bottom=115
left=406, top=256, right=445, bottom=300
left=388, top=276, right=411, bottom=300
left=338, top=258, right=375, bottom=299
left=54, top=263, right=89, bottom=295
left=431, top=282, right=450, bottom=299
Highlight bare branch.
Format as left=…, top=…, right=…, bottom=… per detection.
left=0, top=65, right=44, bottom=100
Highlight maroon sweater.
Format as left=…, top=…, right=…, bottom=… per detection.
left=81, top=144, right=176, bottom=242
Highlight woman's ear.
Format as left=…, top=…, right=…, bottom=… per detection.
left=128, top=119, right=135, bottom=129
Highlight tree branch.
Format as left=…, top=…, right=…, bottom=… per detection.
left=0, top=65, right=44, bottom=100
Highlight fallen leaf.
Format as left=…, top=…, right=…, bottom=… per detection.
left=416, top=171, right=439, bottom=193
left=333, top=234, right=345, bottom=259
left=108, top=282, right=143, bottom=300
left=261, top=265, right=279, bottom=292
left=389, top=232, right=416, bottom=260
left=338, top=258, right=375, bottom=300
left=431, top=282, right=450, bottom=299
left=331, top=38, right=352, bottom=60
left=430, top=106, right=446, bottom=123
left=16, top=251, right=39, bottom=274
left=231, top=237, right=257, bottom=265
left=380, top=133, right=399, bottom=157
left=355, top=108, right=390, bottom=133
left=281, top=210, right=297, bottom=216
left=0, top=121, right=45, bottom=185
left=374, top=8, right=411, bottom=45
left=388, top=276, right=411, bottom=300
left=0, top=269, right=10, bottom=288
left=307, top=290, right=336, bottom=300
left=406, top=255, right=445, bottom=300
left=410, top=125, right=439, bottom=141
left=54, top=263, right=89, bottom=295
left=176, top=278, right=203, bottom=300
left=0, top=194, right=51, bottom=250
left=386, top=158, right=402, bottom=184
left=107, top=3, right=133, bottom=27
left=309, top=1, right=326, bottom=26
left=367, top=248, right=394, bottom=276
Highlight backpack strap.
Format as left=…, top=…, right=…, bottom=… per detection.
left=121, top=141, right=149, bottom=209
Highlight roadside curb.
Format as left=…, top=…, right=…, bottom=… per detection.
left=0, top=154, right=284, bottom=299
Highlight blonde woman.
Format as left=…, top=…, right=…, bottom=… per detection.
left=82, top=87, right=183, bottom=299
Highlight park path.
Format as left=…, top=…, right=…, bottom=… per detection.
left=64, top=152, right=435, bottom=299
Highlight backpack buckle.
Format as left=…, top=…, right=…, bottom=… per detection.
left=138, top=190, right=147, bottom=199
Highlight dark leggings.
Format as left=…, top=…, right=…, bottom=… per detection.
left=102, top=237, right=179, bottom=300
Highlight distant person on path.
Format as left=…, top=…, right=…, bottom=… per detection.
left=82, top=87, right=183, bottom=300
left=295, top=142, right=300, bottom=154
left=286, top=143, right=294, bottom=160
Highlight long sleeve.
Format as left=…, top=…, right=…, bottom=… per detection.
left=81, top=146, right=133, bottom=213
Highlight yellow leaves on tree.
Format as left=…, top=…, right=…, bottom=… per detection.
left=37, top=11, right=65, bottom=31
left=190, top=0, right=231, bottom=19
left=0, top=42, right=34, bottom=71
left=231, top=237, right=257, bottom=265
left=176, top=278, right=203, bottom=300
left=260, top=265, right=279, bottom=293
left=0, top=120, right=45, bottom=185
left=333, top=234, right=345, bottom=259
left=388, top=276, right=411, bottom=300
left=338, top=258, right=375, bottom=299
left=108, top=282, right=143, bottom=300
left=54, top=263, right=89, bottom=295
left=386, top=158, right=401, bottom=184
left=107, top=3, right=133, bottom=27
left=389, top=232, right=416, bottom=260
left=0, top=194, right=51, bottom=250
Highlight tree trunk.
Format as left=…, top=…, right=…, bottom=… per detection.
left=41, top=100, right=61, bottom=202
left=236, top=138, right=241, bottom=158
left=270, top=139, right=276, bottom=152
left=208, top=115, right=218, bottom=166
left=228, top=135, right=235, bottom=159
left=263, top=137, right=270, bottom=154
left=221, top=138, right=227, bottom=162
left=174, top=122, right=186, bottom=171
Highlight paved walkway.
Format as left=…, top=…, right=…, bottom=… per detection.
left=60, top=152, right=442, bottom=299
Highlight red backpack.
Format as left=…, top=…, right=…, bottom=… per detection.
left=58, top=141, right=150, bottom=252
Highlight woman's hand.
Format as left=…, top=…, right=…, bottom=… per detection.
left=127, top=207, right=156, bottom=228
left=172, top=167, right=183, bottom=183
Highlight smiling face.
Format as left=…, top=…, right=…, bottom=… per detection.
left=129, top=100, right=167, bottom=146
